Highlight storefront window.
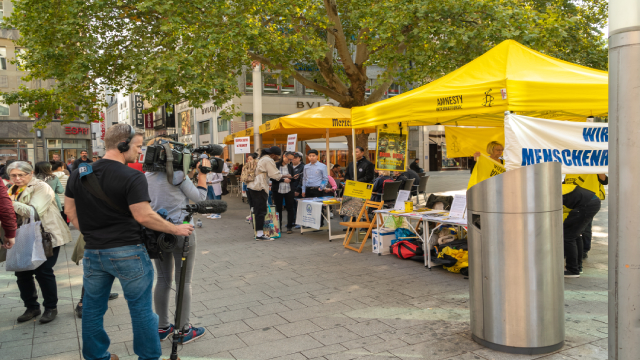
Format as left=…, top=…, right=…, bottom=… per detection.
left=218, top=118, right=229, bottom=132
left=180, top=110, right=193, bottom=135
left=441, top=145, right=467, bottom=170
left=0, top=47, right=6, bottom=70
left=0, top=139, right=34, bottom=164
left=198, top=120, right=211, bottom=135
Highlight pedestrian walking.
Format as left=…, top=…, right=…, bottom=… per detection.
left=34, top=161, right=64, bottom=214
left=71, top=150, right=92, bottom=172
left=7, top=161, right=72, bottom=324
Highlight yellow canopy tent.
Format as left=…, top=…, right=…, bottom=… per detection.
left=223, top=127, right=290, bottom=145
left=351, top=40, right=608, bottom=128
left=259, top=106, right=375, bottom=140
left=259, top=106, right=376, bottom=171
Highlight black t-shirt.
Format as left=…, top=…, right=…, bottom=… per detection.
left=65, top=159, right=150, bottom=249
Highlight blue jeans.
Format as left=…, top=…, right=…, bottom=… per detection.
left=207, top=186, right=222, bottom=200
left=82, top=244, right=161, bottom=360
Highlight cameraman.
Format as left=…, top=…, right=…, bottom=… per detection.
left=145, top=143, right=209, bottom=343
left=65, top=124, right=193, bottom=360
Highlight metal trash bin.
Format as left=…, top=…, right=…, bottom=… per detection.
left=467, top=162, right=564, bottom=355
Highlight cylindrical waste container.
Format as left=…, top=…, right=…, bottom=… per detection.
left=467, top=161, right=564, bottom=355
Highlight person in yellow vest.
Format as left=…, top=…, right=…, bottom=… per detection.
left=562, top=184, right=602, bottom=278
left=564, top=174, right=607, bottom=260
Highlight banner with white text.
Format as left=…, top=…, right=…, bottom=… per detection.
left=504, top=114, right=608, bottom=174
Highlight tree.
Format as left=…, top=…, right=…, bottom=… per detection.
left=3, top=0, right=607, bottom=157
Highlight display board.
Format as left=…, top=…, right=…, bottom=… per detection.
left=340, top=180, right=374, bottom=218
left=375, top=124, right=408, bottom=171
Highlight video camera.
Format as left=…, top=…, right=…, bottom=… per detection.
left=142, top=139, right=225, bottom=174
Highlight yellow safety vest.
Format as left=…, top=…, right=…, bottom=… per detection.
left=564, top=174, right=606, bottom=200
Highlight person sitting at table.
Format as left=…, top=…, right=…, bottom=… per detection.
left=409, top=159, right=424, bottom=173
left=331, top=164, right=344, bottom=182
left=371, top=171, right=393, bottom=202
left=474, top=141, right=504, bottom=164
left=394, top=168, right=420, bottom=196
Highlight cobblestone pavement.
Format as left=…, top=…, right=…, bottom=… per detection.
left=0, top=171, right=609, bottom=360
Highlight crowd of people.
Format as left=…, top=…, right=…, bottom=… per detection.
left=0, top=128, right=607, bottom=360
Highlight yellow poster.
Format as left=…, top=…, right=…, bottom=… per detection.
left=445, top=127, right=505, bottom=158
left=375, top=124, right=408, bottom=171
left=343, top=180, right=374, bottom=200
left=467, top=154, right=506, bottom=189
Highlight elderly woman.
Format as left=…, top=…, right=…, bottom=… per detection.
left=6, top=161, right=72, bottom=324
left=474, top=141, right=504, bottom=164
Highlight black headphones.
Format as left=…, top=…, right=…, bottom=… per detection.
left=117, top=125, right=136, bottom=153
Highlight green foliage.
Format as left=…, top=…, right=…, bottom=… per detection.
left=1, top=0, right=607, bottom=127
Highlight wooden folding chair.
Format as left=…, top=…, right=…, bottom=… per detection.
left=340, top=200, right=384, bottom=253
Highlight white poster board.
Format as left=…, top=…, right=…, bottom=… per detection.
left=234, top=136, right=250, bottom=154
left=296, top=200, right=323, bottom=230
left=286, top=134, right=298, bottom=152
left=504, top=114, right=608, bottom=174
left=394, top=190, right=411, bottom=210
left=448, top=194, right=467, bottom=220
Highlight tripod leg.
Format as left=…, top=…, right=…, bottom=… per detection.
left=169, top=236, right=190, bottom=360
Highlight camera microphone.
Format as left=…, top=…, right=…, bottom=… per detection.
left=184, top=200, right=227, bottom=214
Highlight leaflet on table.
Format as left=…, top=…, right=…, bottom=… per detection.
left=301, top=196, right=335, bottom=202
left=394, top=190, right=411, bottom=210
left=448, top=194, right=467, bottom=220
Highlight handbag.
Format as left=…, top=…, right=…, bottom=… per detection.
left=6, top=208, right=47, bottom=271
left=263, top=206, right=281, bottom=239
left=31, top=206, right=54, bottom=258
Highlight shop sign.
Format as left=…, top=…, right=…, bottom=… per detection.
left=134, top=95, right=144, bottom=128
left=100, top=112, right=106, bottom=140
left=65, top=126, right=90, bottom=135
left=201, top=105, right=218, bottom=115
left=145, top=113, right=154, bottom=129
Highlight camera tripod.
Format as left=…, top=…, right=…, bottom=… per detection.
left=165, top=212, right=194, bottom=360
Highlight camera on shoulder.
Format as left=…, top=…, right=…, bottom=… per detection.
left=143, top=139, right=225, bottom=175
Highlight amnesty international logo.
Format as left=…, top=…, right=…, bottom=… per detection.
left=306, top=204, right=312, bottom=214
left=482, top=89, right=494, bottom=107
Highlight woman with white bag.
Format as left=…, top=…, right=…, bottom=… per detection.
left=6, top=161, right=72, bottom=324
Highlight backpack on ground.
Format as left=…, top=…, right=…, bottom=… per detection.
left=390, top=240, right=424, bottom=259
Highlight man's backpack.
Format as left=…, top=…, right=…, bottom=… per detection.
left=240, top=160, right=258, bottom=184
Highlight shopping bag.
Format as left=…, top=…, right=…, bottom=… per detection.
left=6, top=209, right=47, bottom=271
left=263, top=206, right=281, bottom=239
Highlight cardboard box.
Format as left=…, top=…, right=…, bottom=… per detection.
left=372, top=228, right=396, bottom=255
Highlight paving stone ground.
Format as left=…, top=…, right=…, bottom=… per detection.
left=0, top=171, right=609, bottom=360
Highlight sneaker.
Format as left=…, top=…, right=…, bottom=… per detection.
left=17, top=308, right=41, bottom=323
left=583, top=252, right=588, bottom=259
left=287, top=229, right=293, bottom=234
left=39, top=308, right=58, bottom=324
left=179, top=325, right=206, bottom=344
left=293, top=225, right=301, bottom=229
left=580, top=268, right=584, bottom=274
left=159, top=324, right=175, bottom=341
left=109, top=293, right=119, bottom=300
left=564, top=271, right=580, bottom=278
left=211, top=214, right=221, bottom=219
left=75, top=303, right=83, bottom=319
left=245, top=216, right=252, bottom=223
left=256, top=235, right=275, bottom=241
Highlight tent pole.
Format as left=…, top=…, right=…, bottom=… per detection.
left=352, top=128, right=357, bottom=182
left=326, top=129, right=330, bottom=174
